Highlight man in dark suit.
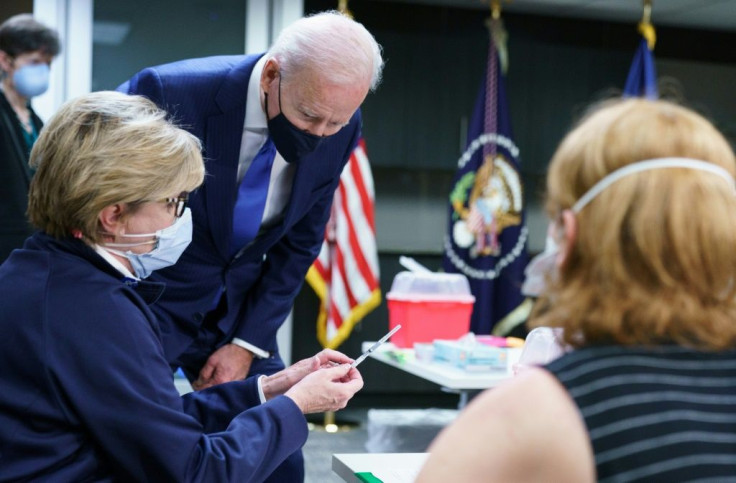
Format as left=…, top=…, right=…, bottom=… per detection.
left=118, top=11, right=383, bottom=481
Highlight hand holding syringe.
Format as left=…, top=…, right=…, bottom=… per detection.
left=323, top=325, right=402, bottom=372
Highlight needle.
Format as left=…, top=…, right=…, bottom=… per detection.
left=350, top=325, right=402, bottom=368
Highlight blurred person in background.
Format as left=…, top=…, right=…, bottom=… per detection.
left=417, top=98, right=736, bottom=482
left=0, top=13, right=60, bottom=262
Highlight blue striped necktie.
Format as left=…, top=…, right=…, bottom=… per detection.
left=231, top=136, right=276, bottom=255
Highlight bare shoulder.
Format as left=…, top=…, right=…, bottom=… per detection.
left=415, top=367, right=595, bottom=483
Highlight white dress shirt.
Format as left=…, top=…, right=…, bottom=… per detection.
left=237, top=55, right=295, bottom=231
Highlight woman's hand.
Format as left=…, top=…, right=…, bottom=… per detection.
left=284, top=364, right=364, bottom=414
left=261, top=349, right=355, bottom=399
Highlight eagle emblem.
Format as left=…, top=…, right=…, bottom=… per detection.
left=450, top=153, right=523, bottom=258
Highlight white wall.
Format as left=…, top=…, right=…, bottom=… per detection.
left=33, top=0, right=92, bottom=121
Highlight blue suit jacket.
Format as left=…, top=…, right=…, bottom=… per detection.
left=119, top=54, right=361, bottom=363
left=0, top=232, right=307, bottom=481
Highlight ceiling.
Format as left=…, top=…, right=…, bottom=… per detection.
left=368, top=0, right=736, bottom=32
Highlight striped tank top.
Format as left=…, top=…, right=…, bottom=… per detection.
left=545, top=345, right=736, bottom=482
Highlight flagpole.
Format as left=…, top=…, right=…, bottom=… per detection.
left=338, top=0, right=353, bottom=19
left=312, top=0, right=361, bottom=435
left=638, top=0, right=656, bottom=50
left=320, top=0, right=352, bottom=436
left=623, top=0, right=658, bottom=99
left=485, top=0, right=509, bottom=75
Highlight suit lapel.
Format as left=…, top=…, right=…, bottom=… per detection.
left=282, top=160, right=311, bottom=225
left=204, top=112, right=241, bottom=258
left=203, top=54, right=263, bottom=259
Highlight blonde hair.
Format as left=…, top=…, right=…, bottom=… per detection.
left=531, top=99, right=736, bottom=350
left=28, top=91, right=204, bottom=243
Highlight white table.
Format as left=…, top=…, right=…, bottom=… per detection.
left=332, top=452, right=428, bottom=482
left=366, top=344, right=520, bottom=407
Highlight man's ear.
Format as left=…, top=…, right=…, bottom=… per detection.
left=260, top=58, right=280, bottom=93
left=556, top=209, right=577, bottom=268
left=98, top=204, right=125, bottom=235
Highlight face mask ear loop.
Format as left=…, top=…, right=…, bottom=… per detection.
left=571, top=158, right=736, bottom=214
left=101, top=224, right=160, bottom=248
left=103, top=239, right=158, bottom=249
left=277, top=73, right=284, bottom=114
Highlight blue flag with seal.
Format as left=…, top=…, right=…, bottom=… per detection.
left=624, top=31, right=657, bottom=98
left=443, top=28, right=528, bottom=336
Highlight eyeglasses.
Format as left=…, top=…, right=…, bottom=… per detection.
left=162, top=193, right=189, bottom=218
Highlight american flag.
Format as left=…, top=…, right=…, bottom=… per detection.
left=306, top=139, right=381, bottom=349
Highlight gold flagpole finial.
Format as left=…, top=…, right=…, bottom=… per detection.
left=638, top=0, right=656, bottom=50
left=338, top=0, right=354, bottom=19
left=484, top=0, right=510, bottom=74
left=486, top=0, right=511, bottom=21
left=641, top=0, right=652, bottom=25
left=491, top=0, right=502, bottom=20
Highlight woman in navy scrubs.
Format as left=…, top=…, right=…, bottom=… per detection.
left=0, top=91, right=363, bottom=482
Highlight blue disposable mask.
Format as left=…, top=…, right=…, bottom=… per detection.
left=13, top=63, right=50, bottom=98
left=264, top=77, right=330, bottom=163
left=102, top=208, right=193, bottom=279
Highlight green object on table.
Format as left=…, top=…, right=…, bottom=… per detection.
left=386, top=350, right=411, bottom=364
left=355, top=471, right=383, bottom=482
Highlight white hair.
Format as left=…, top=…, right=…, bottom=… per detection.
left=267, top=10, right=384, bottom=91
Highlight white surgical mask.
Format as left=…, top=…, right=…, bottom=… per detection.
left=102, top=208, right=192, bottom=279
left=522, top=226, right=560, bottom=297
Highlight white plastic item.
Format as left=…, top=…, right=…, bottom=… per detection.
left=388, top=271, right=474, bottom=301
left=399, top=256, right=433, bottom=274
left=413, top=342, right=435, bottom=362
left=513, top=327, right=566, bottom=375
left=365, top=409, right=458, bottom=453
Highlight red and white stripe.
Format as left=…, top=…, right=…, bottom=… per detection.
left=308, top=139, right=381, bottom=349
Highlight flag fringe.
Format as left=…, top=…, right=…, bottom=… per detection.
left=307, top=265, right=382, bottom=349
left=491, top=297, right=533, bottom=336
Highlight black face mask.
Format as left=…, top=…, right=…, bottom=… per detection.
left=264, top=77, right=329, bottom=163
